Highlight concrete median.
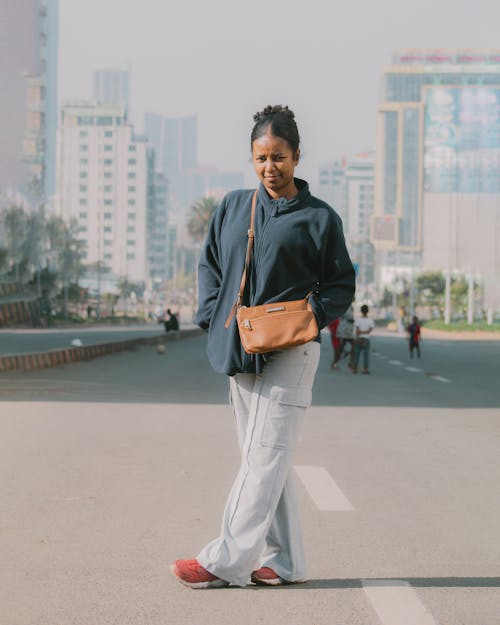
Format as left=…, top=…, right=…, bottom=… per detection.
left=0, top=328, right=204, bottom=373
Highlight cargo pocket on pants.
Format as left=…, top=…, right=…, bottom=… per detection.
left=260, top=386, right=312, bottom=450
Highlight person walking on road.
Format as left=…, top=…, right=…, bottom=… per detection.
left=334, top=303, right=355, bottom=370
left=406, top=315, right=422, bottom=358
left=170, top=105, right=355, bottom=589
left=353, top=304, right=375, bottom=374
left=328, top=317, right=341, bottom=370
left=163, top=308, right=179, bottom=332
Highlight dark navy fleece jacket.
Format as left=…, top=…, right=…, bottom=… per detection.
left=195, top=178, right=356, bottom=375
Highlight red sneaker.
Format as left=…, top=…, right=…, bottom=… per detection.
left=251, top=566, right=307, bottom=586
left=170, top=559, right=228, bottom=589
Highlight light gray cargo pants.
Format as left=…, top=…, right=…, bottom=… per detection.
left=197, top=341, right=320, bottom=586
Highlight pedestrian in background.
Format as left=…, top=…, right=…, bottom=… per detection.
left=170, top=105, right=355, bottom=589
left=353, top=304, right=375, bottom=374
left=163, top=308, right=179, bottom=332
left=406, top=315, right=421, bottom=358
left=328, top=316, right=341, bottom=370
left=335, top=303, right=355, bottom=370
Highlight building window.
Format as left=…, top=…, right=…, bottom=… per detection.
left=104, top=199, right=112, bottom=206
left=128, top=212, right=136, bottom=219
left=104, top=130, right=113, bottom=137
left=80, top=144, right=88, bottom=151
left=104, top=145, right=113, bottom=152
left=128, top=186, right=136, bottom=192
left=104, top=253, right=112, bottom=260
left=127, top=226, right=136, bottom=233
left=128, top=199, right=136, bottom=206
left=80, top=171, right=88, bottom=178
left=104, top=159, right=113, bottom=166
left=128, top=145, right=136, bottom=152
left=104, top=212, right=112, bottom=219
left=79, top=131, right=88, bottom=138
left=104, top=185, right=112, bottom=193
left=79, top=185, right=87, bottom=192
left=96, top=116, right=113, bottom=126
left=79, top=212, right=87, bottom=219
left=104, top=172, right=112, bottom=179
left=128, top=172, right=136, bottom=179
left=104, top=226, right=112, bottom=233
left=79, top=226, right=87, bottom=233
left=80, top=158, right=88, bottom=165
left=79, top=199, right=87, bottom=206
left=127, top=253, right=136, bottom=260
left=128, top=158, right=136, bottom=165
left=127, top=239, right=136, bottom=246
left=104, top=240, right=112, bottom=247
left=78, top=116, right=93, bottom=125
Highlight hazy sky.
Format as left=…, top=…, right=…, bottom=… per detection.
left=59, top=0, right=500, bottom=190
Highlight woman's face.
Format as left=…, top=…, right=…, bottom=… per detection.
left=252, top=129, right=299, bottom=199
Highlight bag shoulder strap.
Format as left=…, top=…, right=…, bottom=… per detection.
left=224, top=190, right=258, bottom=328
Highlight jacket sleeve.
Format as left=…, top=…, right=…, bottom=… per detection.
left=194, top=199, right=225, bottom=331
left=309, top=210, right=356, bottom=330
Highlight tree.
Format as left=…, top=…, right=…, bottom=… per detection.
left=3, top=204, right=27, bottom=282
left=187, top=196, right=218, bottom=242
left=58, top=218, right=86, bottom=318
left=23, top=206, right=46, bottom=295
left=44, top=215, right=86, bottom=317
left=416, top=271, right=445, bottom=313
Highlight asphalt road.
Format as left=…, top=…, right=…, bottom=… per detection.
left=0, top=323, right=171, bottom=355
left=1, top=332, right=499, bottom=625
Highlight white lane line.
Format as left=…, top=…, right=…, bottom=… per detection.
left=429, top=375, right=452, bottom=383
left=362, top=580, right=438, bottom=625
left=294, top=465, right=354, bottom=511
left=405, top=366, right=422, bottom=372
left=388, top=359, right=404, bottom=366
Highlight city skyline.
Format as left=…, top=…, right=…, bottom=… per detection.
left=58, top=0, right=500, bottom=191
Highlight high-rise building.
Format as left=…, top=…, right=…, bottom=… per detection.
left=55, top=102, right=153, bottom=284
left=371, top=49, right=500, bottom=313
left=148, top=171, right=170, bottom=282
left=319, top=153, right=376, bottom=299
left=144, top=114, right=197, bottom=178
left=0, top=0, right=59, bottom=203
left=344, top=152, right=376, bottom=296
left=318, top=160, right=346, bottom=222
left=144, top=112, right=244, bottom=213
left=93, top=69, right=130, bottom=116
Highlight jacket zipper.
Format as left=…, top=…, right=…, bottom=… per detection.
left=251, top=206, right=274, bottom=303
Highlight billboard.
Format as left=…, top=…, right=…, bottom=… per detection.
left=423, top=87, right=500, bottom=193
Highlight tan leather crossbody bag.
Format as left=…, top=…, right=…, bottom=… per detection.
left=224, top=190, right=318, bottom=354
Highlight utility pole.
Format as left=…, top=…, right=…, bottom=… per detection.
left=467, top=272, right=474, bottom=325
left=444, top=269, right=451, bottom=325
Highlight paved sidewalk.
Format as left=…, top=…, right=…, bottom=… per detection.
left=373, top=326, right=500, bottom=341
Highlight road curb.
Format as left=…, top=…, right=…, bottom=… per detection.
left=0, top=328, right=204, bottom=373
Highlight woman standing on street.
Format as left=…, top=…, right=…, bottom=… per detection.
left=170, top=105, right=355, bottom=588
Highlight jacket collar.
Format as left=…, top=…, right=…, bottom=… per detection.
left=257, top=178, right=311, bottom=215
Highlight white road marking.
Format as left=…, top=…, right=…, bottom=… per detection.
left=362, top=580, right=438, bottom=625
left=294, top=465, right=354, bottom=511
left=405, top=366, right=422, bottom=372
left=388, top=360, right=404, bottom=366
left=430, top=375, right=452, bottom=383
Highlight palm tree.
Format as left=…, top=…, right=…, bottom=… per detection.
left=187, top=196, right=218, bottom=242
